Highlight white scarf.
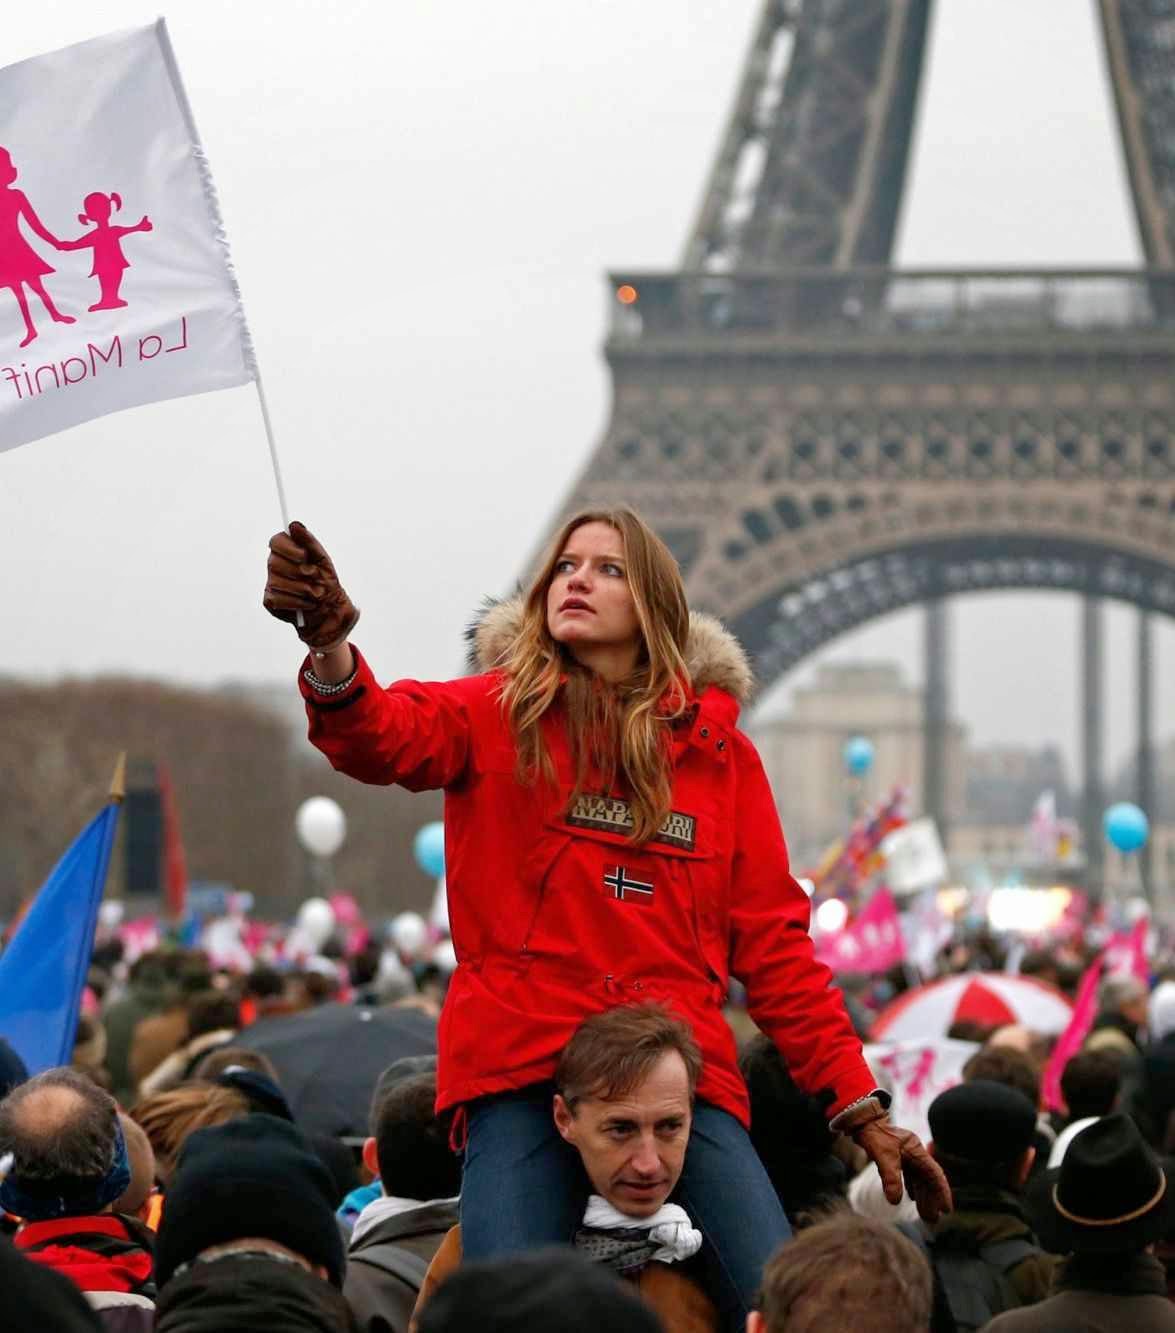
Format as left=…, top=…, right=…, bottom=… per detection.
left=581, top=1193, right=702, bottom=1265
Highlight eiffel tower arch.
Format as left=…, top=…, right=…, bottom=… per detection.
left=556, top=0, right=1175, bottom=893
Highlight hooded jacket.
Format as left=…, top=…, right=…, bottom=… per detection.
left=300, top=602, right=874, bottom=1125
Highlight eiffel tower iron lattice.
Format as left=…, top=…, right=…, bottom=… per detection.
left=552, top=0, right=1175, bottom=889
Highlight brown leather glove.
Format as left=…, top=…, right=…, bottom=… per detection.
left=852, top=1114, right=953, bottom=1224
left=263, top=520, right=360, bottom=653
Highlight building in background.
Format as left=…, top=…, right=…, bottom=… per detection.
left=751, top=660, right=1172, bottom=901
left=750, top=662, right=966, bottom=865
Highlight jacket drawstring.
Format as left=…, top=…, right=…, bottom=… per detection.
left=448, top=1104, right=469, bottom=1155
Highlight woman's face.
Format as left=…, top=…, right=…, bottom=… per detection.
left=546, top=521, right=641, bottom=658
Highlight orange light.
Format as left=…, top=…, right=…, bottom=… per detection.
left=616, top=284, right=638, bottom=305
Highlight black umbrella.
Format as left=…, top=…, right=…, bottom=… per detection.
left=235, top=1003, right=437, bottom=1138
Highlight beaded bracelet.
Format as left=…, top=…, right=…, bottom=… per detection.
left=302, top=665, right=359, bottom=696
left=828, top=1088, right=893, bottom=1135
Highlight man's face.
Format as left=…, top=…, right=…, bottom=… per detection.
left=553, top=1050, right=692, bottom=1219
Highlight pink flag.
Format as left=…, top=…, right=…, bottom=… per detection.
left=816, top=888, right=905, bottom=973
left=1042, top=949, right=1106, bottom=1113
left=1104, top=915, right=1150, bottom=983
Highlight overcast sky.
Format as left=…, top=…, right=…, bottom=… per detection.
left=1, top=0, right=1170, bottom=787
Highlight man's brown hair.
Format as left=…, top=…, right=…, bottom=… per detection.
left=555, top=1003, right=702, bottom=1110
left=963, top=1045, right=1040, bottom=1108
left=757, top=1212, right=932, bottom=1333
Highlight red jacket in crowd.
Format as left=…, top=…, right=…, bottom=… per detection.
left=300, top=601, right=875, bottom=1126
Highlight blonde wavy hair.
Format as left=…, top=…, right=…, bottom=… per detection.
left=497, top=508, right=691, bottom=843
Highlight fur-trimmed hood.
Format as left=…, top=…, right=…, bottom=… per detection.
left=466, top=596, right=753, bottom=704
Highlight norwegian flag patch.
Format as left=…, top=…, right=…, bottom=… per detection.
left=602, top=865, right=654, bottom=905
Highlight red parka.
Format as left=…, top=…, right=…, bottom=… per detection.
left=300, top=601, right=876, bottom=1126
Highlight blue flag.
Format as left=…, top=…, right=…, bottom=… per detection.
left=0, top=802, right=120, bottom=1075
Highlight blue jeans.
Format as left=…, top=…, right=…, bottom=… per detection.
left=460, top=1083, right=790, bottom=1331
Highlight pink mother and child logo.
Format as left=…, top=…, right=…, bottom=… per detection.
left=0, top=146, right=152, bottom=349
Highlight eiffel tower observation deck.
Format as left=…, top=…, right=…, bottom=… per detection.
left=557, top=0, right=1175, bottom=895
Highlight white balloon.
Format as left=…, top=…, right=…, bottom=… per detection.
left=98, top=899, right=125, bottom=929
left=814, top=898, right=849, bottom=934
left=433, top=939, right=458, bottom=974
left=389, top=910, right=428, bottom=959
left=296, top=896, right=336, bottom=949
left=295, top=797, right=347, bottom=858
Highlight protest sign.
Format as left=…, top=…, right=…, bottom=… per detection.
left=881, top=817, right=949, bottom=897
left=864, top=1038, right=979, bottom=1148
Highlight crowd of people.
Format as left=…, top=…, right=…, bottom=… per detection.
left=2, top=507, right=1171, bottom=1331
left=3, top=934, right=1175, bottom=1331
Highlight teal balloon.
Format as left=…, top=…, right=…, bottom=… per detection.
left=413, top=822, right=446, bottom=877
left=1104, top=802, right=1149, bottom=854
left=843, top=736, right=874, bottom=777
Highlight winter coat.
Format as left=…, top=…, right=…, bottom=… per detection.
left=15, top=1213, right=155, bottom=1333
left=127, top=1005, right=189, bottom=1094
left=928, top=1187, right=1058, bottom=1307
left=981, top=1252, right=1175, bottom=1332
left=0, top=1234, right=103, bottom=1332
left=104, top=986, right=170, bottom=1104
left=344, top=1198, right=459, bottom=1333
left=1127, top=1031, right=1175, bottom=1147
left=414, top=1224, right=718, bottom=1333
left=301, top=603, right=874, bottom=1125
left=154, top=1254, right=358, bottom=1332
left=136, top=1028, right=237, bottom=1097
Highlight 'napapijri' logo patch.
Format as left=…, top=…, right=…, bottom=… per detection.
left=565, top=794, right=697, bottom=851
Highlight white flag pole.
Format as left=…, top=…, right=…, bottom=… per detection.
left=254, top=377, right=304, bottom=628
left=255, top=376, right=290, bottom=528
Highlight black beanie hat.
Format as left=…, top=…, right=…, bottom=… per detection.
left=416, top=1248, right=662, bottom=1333
left=928, top=1079, right=1037, bottom=1163
left=213, top=1067, right=294, bottom=1121
left=154, top=1113, right=345, bottom=1289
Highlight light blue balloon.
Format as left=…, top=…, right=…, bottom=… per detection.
left=1104, top=802, right=1149, bottom=854
left=842, top=735, right=874, bottom=777
left=413, top=821, right=446, bottom=877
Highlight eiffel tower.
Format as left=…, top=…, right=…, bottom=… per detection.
left=556, top=0, right=1175, bottom=895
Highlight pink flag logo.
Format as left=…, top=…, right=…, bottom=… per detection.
left=0, top=145, right=152, bottom=347
left=65, top=190, right=153, bottom=313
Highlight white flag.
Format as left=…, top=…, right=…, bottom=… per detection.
left=0, top=22, right=254, bottom=453
left=881, top=816, right=949, bottom=897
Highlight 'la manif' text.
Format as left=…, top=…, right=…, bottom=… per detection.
left=2, top=317, right=190, bottom=400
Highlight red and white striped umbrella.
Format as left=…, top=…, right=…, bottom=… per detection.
left=871, top=973, right=1073, bottom=1042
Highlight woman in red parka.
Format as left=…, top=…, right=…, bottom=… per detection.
left=264, top=508, right=949, bottom=1328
